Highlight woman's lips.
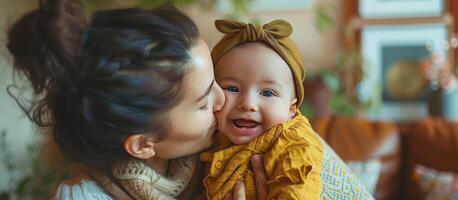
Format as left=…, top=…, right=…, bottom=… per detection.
left=230, top=119, right=261, bottom=136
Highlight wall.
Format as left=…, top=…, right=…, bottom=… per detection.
left=0, top=0, right=39, bottom=191
left=184, top=0, right=343, bottom=71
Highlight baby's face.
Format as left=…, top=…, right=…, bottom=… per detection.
left=214, top=43, right=297, bottom=145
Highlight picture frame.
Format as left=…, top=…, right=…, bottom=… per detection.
left=359, top=0, right=444, bottom=19
left=359, top=24, right=449, bottom=121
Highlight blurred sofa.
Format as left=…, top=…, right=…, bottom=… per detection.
left=310, top=116, right=458, bottom=200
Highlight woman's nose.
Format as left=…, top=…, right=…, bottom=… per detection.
left=212, top=82, right=225, bottom=112
left=238, top=94, right=258, bottom=112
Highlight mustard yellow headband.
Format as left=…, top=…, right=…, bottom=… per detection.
left=211, top=19, right=305, bottom=106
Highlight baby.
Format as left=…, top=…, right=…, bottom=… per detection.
left=201, top=19, right=374, bottom=200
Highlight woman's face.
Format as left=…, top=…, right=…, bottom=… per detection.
left=153, top=39, right=225, bottom=159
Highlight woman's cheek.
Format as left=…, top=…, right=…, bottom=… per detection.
left=201, top=111, right=215, bottom=131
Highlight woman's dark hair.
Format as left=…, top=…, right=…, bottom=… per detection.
left=7, top=0, right=199, bottom=171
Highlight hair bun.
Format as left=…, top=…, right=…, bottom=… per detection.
left=39, top=0, right=86, bottom=58
left=7, top=0, right=87, bottom=94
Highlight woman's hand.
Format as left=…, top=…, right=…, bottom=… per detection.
left=251, top=155, right=267, bottom=200
left=224, top=181, right=246, bottom=200
left=224, top=155, right=268, bottom=200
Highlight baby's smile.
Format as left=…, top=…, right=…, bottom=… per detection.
left=229, top=118, right=263, bottom=137
left=233, top=119, right=260, bottom=128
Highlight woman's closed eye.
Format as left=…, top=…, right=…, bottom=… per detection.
left=199, top=103, right=209, bottom=111
left=223, top=86, right=239, bottom=93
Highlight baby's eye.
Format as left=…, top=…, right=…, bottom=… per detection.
left=224, top=86, right=239, bottom=93
left=261, top=90, right=275, bottom=97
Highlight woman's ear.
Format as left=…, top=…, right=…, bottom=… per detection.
left=289, top=98, right=298, bottom=119
left=123, top=134, right=156, bottom=159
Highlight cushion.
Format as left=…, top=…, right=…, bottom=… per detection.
left=415, top=165, right=458, bottom=200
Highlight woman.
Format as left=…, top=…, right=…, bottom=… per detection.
left=7, top=0, right=266, bottom=199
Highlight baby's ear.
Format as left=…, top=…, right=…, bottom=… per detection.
left=289, top=98, right=298, bottom=119
left=123, top=134, right=156, bottom=159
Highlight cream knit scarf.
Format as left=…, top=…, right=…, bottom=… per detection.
left=112, top=155, right=196, bottom=200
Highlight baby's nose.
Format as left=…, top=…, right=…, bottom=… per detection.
left=238, top=95, right=258, bottom=112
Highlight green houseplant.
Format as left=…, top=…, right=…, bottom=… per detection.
left=0, top=130, right=70, bottom=200
left=299, top=1, right=372, bottom=118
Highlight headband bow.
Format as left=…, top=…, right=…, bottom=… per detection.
left=215, top=19, right=292, bottom=41
left=212, top=19, right=305, bottom=106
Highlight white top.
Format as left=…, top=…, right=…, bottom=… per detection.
left=54, top=179, right=113, bottom=200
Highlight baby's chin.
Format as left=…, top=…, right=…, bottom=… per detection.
left=226, top=133, right=259, bottom=145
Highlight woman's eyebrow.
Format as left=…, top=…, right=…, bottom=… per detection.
left=195, top=80, right=214, bottom=103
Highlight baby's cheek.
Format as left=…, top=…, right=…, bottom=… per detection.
left=215, top=97, right=232, bottom=123
left=265, top=112, right=291, bottom=128
left=215, top=111, right=223, bottom=123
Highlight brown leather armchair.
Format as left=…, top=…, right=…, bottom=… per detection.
left=310, top=116, right=458, bottom=200
left=403, top=117, right=458, bottom=200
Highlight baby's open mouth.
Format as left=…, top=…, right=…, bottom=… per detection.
left=233, top=119, right=260, bottom=128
